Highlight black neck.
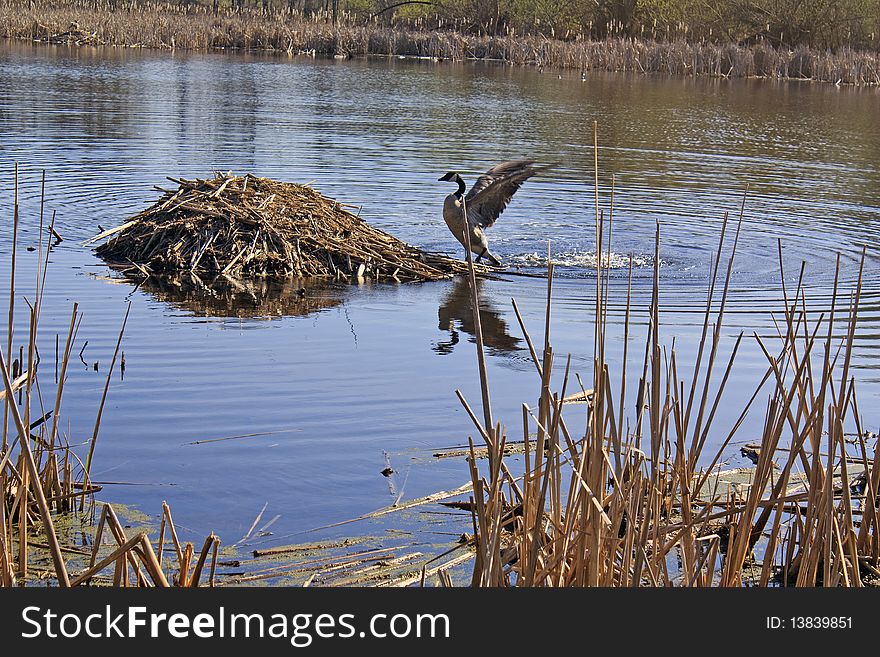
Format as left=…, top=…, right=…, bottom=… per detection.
left=454, top=175, right=466, bottom=199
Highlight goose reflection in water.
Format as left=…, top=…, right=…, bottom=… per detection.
left=434, top=276, right=521, bottom=355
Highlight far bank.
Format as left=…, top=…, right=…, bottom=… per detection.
left=1, top=1, right=878, bottom=85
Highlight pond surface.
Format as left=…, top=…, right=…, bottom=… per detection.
left=0, top=40, right=878, bottom=549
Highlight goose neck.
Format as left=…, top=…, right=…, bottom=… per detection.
left=454, top=175, right=466, bottom=199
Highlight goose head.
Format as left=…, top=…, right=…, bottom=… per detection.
left=438, top=171, right=466, bottom=198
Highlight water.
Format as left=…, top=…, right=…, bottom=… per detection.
left=1, top=41, right=879, bottom=549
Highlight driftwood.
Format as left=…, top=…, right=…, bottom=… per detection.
left=93, top=172, right=494, bottom=283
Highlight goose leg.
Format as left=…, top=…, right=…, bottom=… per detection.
left=482, top=249, right=502, bottom=267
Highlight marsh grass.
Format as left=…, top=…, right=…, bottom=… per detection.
left=0, top=167, right=220, bottom=587
left=1, top=1, right=878, bottom=84
left=457, top=123, right=878, bottom=587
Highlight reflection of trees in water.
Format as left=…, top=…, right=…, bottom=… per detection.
left=434, top=276, right=521, bottom=355
left=129, top=273, right=345, bottom=319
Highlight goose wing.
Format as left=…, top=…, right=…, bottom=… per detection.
left=464, top=159, right=538, bottom=228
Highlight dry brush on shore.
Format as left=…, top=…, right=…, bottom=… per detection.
left=1, top=1, right=878, bottom=84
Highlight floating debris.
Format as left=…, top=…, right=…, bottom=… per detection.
left=91, top=173, right=492, bottom=283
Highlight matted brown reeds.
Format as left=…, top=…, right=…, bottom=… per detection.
left=456, top=123, right=877, bottom=587
left=91, top=172, right=484, bottom=282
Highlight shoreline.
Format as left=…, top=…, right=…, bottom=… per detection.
left=1, top=6, right=879, bottom=85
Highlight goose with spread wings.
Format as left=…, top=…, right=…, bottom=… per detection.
left=438, top=159, right=542, bottom=267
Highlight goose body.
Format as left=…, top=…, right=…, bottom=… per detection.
left=439, top=159, right=541, bottom=267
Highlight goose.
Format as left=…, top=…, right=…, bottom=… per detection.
left=438, top=159, right=541, bottom=267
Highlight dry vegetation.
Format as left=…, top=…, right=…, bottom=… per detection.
left=90, top=172, right=484, bottom=282
left=1, top=168, right=220, bottom=587
left=4, top=133, right=879, bottom=586
left=1, top=1, right=878, bottom=84
left=455, top=124, right=879, bottom=587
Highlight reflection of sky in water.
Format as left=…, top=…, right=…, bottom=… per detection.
left=0, top=41, right=877, bottom=544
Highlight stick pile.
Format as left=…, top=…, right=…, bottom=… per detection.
left=93, top=173, right=484, bottom=282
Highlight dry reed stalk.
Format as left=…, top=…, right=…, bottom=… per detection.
left=70, top=533, right=146, bottom=587
left=17, top=451, right=27, bottom=580
left=0, top=170, right=91, bottom=586
left=134, top=535, right=171, bottom=588
left=382, top=550, right=475, bottom=588
left=85, top=302, right=130, bottom=474
left=208, top=536, right=220, bottom=588
left=0, top=534, right=13, bottom=586
left=161, top=500, right=185, bottom=565
left=103, top=503, right=151, bottom=585
left=0, top=350, right=70, bottom=586
left=0, top=370, right=30, bottom=403
left=3, top=163, right=19, bottom=453
left=188, top=534, right=217, bottom=587
left=178, top=542, right=194, bottom=586
left=48, top=306, right=80, bottom=450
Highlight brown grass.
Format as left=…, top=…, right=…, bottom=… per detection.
left=1, top=167, right=219, bottom=587
left=457, top=123, right=878, bottom=587
left=1, top=1, right=878, bottom=84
